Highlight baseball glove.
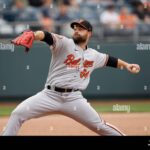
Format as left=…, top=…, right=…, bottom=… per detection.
left=11, top=30, right=35, bottom=52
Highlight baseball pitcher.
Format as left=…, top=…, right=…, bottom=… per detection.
left=2, top=19, right=140, bottom=135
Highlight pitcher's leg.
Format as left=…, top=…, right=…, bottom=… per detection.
left=2, top=90, right=61, bottom=135
left=61, top=99, right=124, bottom=136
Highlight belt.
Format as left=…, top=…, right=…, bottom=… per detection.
left=47, top=85, right=79, bottom=93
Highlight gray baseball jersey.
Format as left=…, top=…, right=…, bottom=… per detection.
left=2, top=33, right=124, bottom=136
left=45, top=33, right=108, bottom=90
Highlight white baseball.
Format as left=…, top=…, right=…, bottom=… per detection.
left=132, top=67, right=139, bottom=73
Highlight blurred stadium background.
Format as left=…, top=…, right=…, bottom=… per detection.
left=0, top=0, right=150, bottom=40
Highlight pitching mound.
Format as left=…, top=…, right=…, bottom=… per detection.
left=0, top=112, right=150, bottom=135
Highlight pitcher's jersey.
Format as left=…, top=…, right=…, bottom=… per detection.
left=45, top=33, right=108, bottom=90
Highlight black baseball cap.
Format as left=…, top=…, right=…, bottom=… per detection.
left=70, top=19, right=93, bottom=32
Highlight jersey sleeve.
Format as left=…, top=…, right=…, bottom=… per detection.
left=50, top=33, right=68, bottom=52
left=94, top=52, right=108, bottom=69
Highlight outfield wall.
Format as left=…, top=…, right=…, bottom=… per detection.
left=0, top=41, right=150, bottom=100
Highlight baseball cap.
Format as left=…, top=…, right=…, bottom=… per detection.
left=70, top=19, right=93, bottom=32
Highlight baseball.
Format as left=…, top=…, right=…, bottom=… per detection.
left=132, top=67, right=139, bottom=73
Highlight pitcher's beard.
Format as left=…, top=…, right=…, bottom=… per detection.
left=73, top=35, right=87, bottom=44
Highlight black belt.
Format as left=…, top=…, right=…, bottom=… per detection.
left=47, top=85, right=79, bottom=93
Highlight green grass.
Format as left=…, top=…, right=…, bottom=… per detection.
left=0, top=106, right=15, bottom=116
left=129, top=104, right=150, bottom=112
left=0, top=102, right=150, bottom=116
left=93, top=103, right=150, bottom=113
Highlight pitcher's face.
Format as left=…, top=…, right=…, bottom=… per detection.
left=72, top=25, right=91, bottom=44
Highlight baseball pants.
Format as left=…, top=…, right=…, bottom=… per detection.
left=2, top=88, right=124, bottom=135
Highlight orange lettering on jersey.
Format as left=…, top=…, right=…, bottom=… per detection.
left=64, top=54, right=81, bottom=68
left=64, top=54, right=94, bottom=79
left=80, top=69, right=90, bottom=78
left=83, top=60, right=94, bottom=68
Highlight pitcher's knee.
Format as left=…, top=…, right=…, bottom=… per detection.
left=11, top=107, right=28, bottom=122
left=85, top=119, right=105, bottom=132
